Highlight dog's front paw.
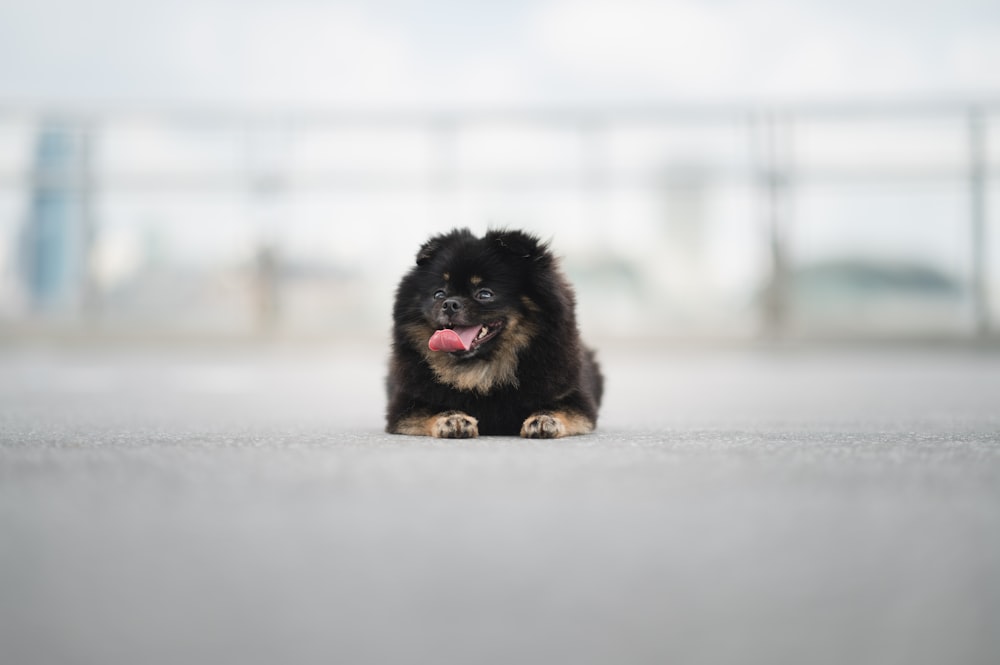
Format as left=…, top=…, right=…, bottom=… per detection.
left=431, top=411, right=479, bottom=438
left=521, top=413, right=567, bottom=439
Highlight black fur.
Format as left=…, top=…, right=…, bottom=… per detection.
left=386, top=228, right=603, bottom=437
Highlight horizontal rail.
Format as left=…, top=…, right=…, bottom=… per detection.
left=1, top=169, right=995, bottom=192
left=1, top=99, right=999, bottom=127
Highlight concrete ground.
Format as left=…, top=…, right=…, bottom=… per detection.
left=1, top=343, right=998, bottom=665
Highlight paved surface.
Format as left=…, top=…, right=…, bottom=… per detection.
left=1, top=344, right=999, bottom=665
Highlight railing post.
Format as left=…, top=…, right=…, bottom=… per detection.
left=754, top=110, right=792, bottom=339
left=430, top=116, right=459, bottom=227
left=245, top=118, right=290, bottom=335
left=968, top=108, right=990, bottom=338
left=79, top=118, right=100, bottom=323
left=580, top=117, right=609, bottom=232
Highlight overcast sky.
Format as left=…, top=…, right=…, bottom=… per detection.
left=1, top=0, right=999, bottom=108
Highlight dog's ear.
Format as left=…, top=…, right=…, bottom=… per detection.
left=486, top=229, right=548, bottom=261
left=415, top=238, right=441, bottom=266
left=416, top=228, right=474, bottom=266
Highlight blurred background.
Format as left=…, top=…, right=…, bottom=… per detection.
left=1, top=0, right=999, bottom=344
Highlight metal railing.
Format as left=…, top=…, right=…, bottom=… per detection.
left=0, top=100, right=996, bottom=339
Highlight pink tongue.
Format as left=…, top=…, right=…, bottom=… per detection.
left=428, top=326, right=481, bottom=352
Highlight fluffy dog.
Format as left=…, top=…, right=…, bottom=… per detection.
left=386, top=228, right=603, bottom=438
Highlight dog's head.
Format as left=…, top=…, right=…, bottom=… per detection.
left=394, top=228, right=555, bottom=391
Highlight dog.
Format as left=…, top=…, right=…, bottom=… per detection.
left=386, top=228, right=603, bottom=438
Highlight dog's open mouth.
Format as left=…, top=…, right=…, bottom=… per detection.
left=428, top=321, right=504, bottom=353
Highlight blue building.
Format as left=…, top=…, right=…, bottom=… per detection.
left=20, top=122, right=91, bottom=314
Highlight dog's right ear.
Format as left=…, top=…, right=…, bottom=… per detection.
left=416, top=228, right=474, bottom=266
left=416, top=238, right=441, bottom=266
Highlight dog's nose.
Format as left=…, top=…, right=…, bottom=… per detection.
left=442, top=298, right=463, bottom=313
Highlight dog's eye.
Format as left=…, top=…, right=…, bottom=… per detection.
left=433, top=290, right=446, bottom=299
left=475, top=289, right=494, bottom=301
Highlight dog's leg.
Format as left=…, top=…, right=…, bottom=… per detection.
left=391, top=410, right=479, bottom=438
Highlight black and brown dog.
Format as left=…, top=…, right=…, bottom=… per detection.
left=386, top=228, right=603, bottom=438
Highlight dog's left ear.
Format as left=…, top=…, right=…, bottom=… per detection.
left=487, top=229, right=549, bottom=261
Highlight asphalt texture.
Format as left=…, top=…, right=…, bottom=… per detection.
left=1, top=343, right=999, bottom=665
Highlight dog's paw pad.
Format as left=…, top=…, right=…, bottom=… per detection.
left=432, top=412, right=479, bottom=438
left=521, top=413, right=566, bottom=439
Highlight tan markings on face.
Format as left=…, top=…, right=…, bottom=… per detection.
left=402, top=321, right=436, bottom=351
left=520, top=410, right=594, bottom=438
left=422, top=310, right=538, bottom=394
left=520, top=295, right=541, bottom=312
left=470, top=275, right=482, bottom=286
left=442, top=272, right=450, bottom=282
